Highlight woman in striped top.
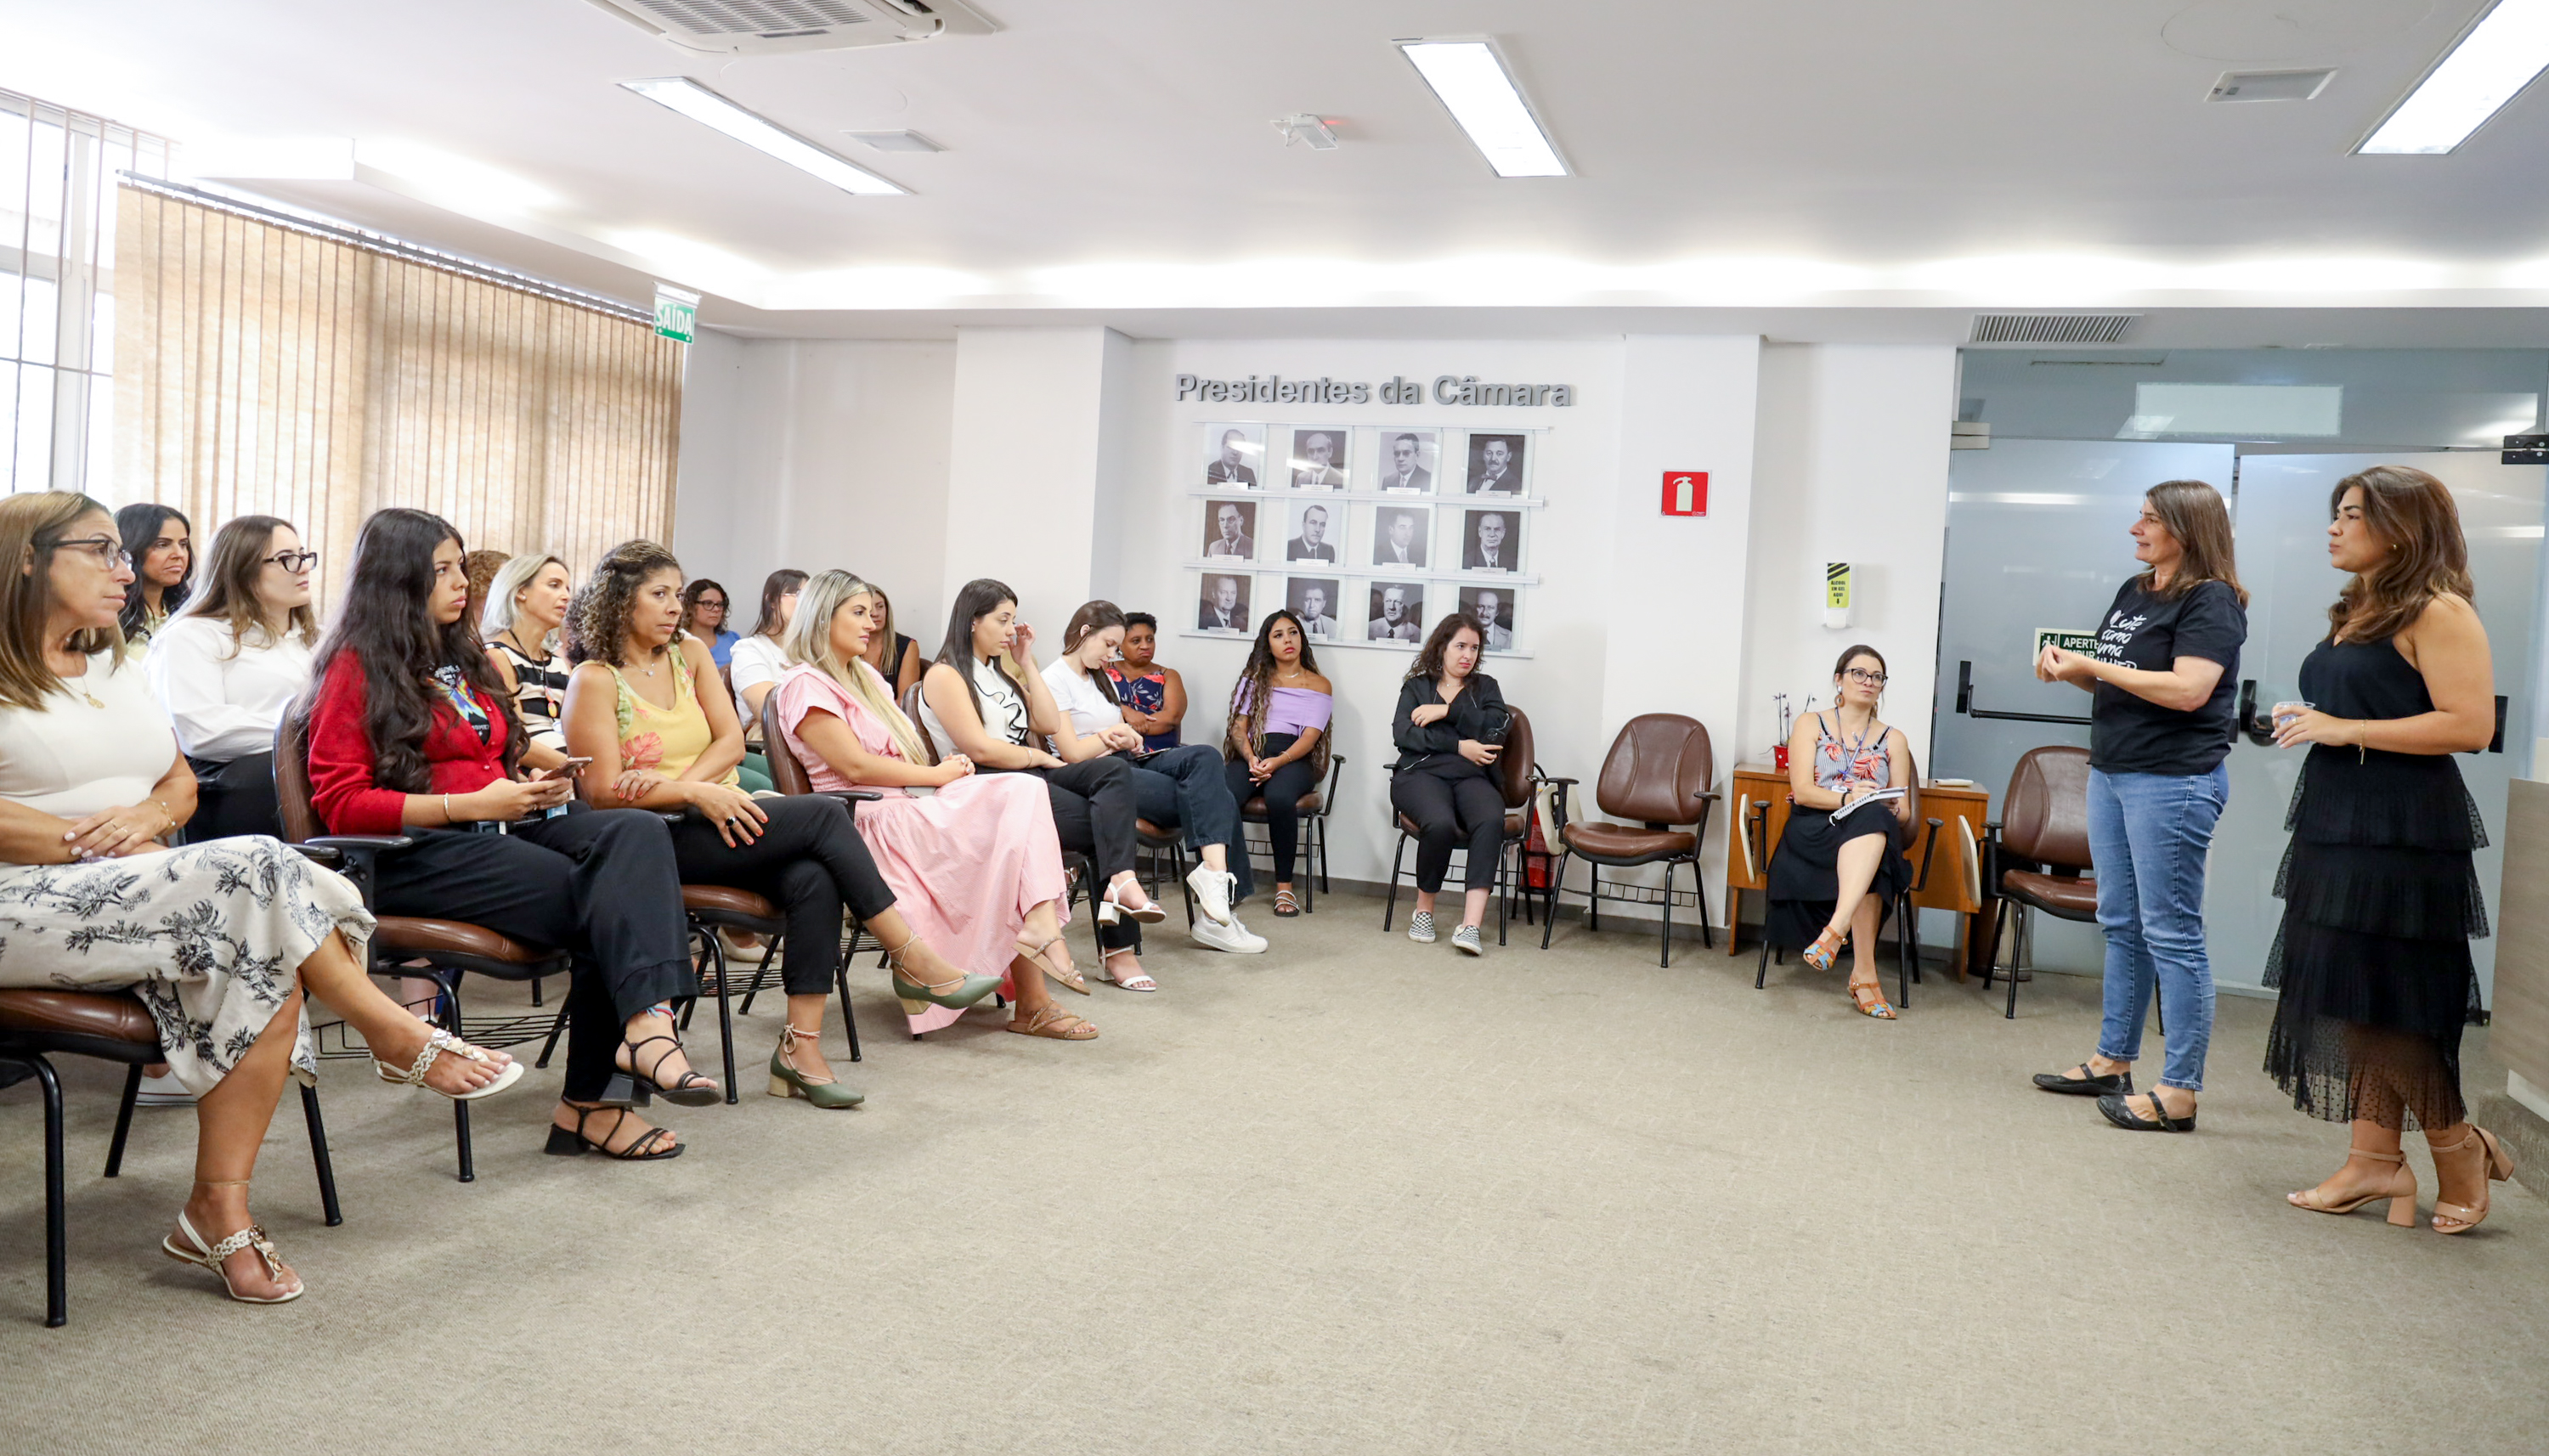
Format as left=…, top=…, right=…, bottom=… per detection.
left=482, top=552, right=575, bottom=774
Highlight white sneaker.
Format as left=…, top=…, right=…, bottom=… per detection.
left=1186, top=865, right=1235, bottom=926
left=133, top=1070, right=198, bottom=1107
left=1407, top=910, right=1437, bottom=944
left=1192, top=915, right=1267, bottom=954
left=1452, top=924, right=1484, bottom=957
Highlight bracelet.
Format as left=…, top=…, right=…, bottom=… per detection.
left=2357, top=720, right=2369, bottom=764
left=443, top=793, right=453, bottom=823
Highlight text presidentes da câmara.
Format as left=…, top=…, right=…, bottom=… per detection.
left=1174, top=374, right=1577, bottom=407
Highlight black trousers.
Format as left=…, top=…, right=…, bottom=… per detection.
left=372, top=805, right=692, bottom=1102
left=1392, top=765, right=1506, bottom=894
left=1002, top=755, right=1141, bottom=953
left=666, top=794, right=892, bottom=996
left=1223, top=733, right=1320, bottom=883
left=183, top=753, right=282, bottom=843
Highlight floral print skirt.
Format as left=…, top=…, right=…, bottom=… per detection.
left=0, top=836, right=374, bottom=1094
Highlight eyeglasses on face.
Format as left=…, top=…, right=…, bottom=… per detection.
left=1843, top=668, right=1888, bottom=686
left=46, top=536, right=133, bottom=569
left=263, top=550, right=320, bottom=572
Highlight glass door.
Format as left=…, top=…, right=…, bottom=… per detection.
left=2210, top=454, right=2542, bottom=1003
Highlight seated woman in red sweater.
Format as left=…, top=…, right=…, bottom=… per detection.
left=306, top=508, right=704, bottom=1160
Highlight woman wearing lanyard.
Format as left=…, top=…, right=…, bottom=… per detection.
left=482, top=552, right=575, bottom=775
left=1766, top=646, right=1915, bottom=1019
left=2029, top=479, right=2248, bottom=1132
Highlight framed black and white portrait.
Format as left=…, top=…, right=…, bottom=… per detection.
left=1196, top=572, right=1253, bottom=634
left=1367, top=503, right=1431, bottom=569
left=1282, top=499, right=1342, bottom=564
left=1367, top=427, right=1439, bottom=494
left=1199, top=498, right=1259, bottom=562
left=1462, top=432, right=1528, bottom=496
left=1286, top=577, right=1343, bottom=641
left=1458, top=507, right=1522, bottom=573
left=1282, top=426, right=1351, bottom=490
left=1366, top=581, right=1424, bottom=643
left=1201, top=422, right=1266, bottom=488
left=1459, top=586, right=1518, bottom=652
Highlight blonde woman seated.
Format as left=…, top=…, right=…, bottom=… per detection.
left=0, top=492, right=520, bottom=1306
left=772, top=570, right=1097, bottom=1041
left=562, top=544, right=1004, bottom=1103
left=482, top=551, right=575, bottom=775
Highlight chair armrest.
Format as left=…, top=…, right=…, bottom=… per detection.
left=819, top=789, right=885, bottom=802
left=299, top=834, right=416, bottom=907
left=1908, top=816, right=1946, bottom=894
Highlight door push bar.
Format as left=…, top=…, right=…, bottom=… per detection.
left=2239, top=680, right=2505, bottom=753
left=1953, top=660, right=2094, bottom=726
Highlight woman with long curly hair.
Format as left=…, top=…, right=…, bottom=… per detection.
left=1219, top=610, right=1331, bottom=918
left=2268, top=466, right=2514, bottom=1232
left=304, top=508, right=700, bottom=1160
left=562, top=543, right=1000, bottom=1103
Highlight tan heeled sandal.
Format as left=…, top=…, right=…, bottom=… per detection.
left=1007, top=1003, right=1099, bottom=1040
left=2429, top=1126, right=2515, bottom=1234
left=161, top=1180, right=301, bottom=1305
left=1015, top=934, right=1088, bottom=995
left=2287, top=1144, right=2418, bottom=1227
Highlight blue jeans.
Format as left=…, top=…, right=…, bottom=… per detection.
left=1127, top=745, right=1253, bottom=904
left=2086, top=763, right=2227, bottom=1092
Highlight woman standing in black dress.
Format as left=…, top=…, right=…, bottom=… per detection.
left=2270, top=465, right=2515, bottom=1233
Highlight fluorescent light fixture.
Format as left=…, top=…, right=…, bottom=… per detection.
left=2358, top=0, right=2549, bottom=154
left=1394, top=40, right=1567, bottom=178
left=619, top=76, right=906, bottom=195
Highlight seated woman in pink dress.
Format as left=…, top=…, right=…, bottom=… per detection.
left=770, top=570, right=1096, bottom=1042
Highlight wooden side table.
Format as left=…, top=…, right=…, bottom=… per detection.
left=1722, top=759, right=1993, bottom=978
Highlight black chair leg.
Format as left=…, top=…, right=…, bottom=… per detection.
left=1382, top=831, right=1409, bottom=931
left=444, top=986, right=475, bottom=1182
left=300, top=1085, right=342, bottom=1227
left=1540, top=849, right=1573, bottom=950
left=2004, top=906, right=2024, bottom=1020
left=1659, top=859, right=1674, bottom=968
left=1496, top=840, right=1512, bottom=946
left=1586, top=864, right=1601, bottom=931
left=28, top=1056, right=66, bottom=1326
left=103, top=1062, right=142, bottom=1177
left=535, top=1002, right=569, bottom=1069
left=1980, top=898, right=2008, bottom=993
left=1316, top=814, right=1331, bottom=897
left=529, top=974, right=542, bottom=1007
left=710, top=929, right=740, bottom=1105
left=835, top=965, right=862, bottom=1064
left=1895, top=895, right=1912, bottom=1011
left=1694, top=861, right=1713, bottom=950
left=1755, top=921, right=1774, bottom=988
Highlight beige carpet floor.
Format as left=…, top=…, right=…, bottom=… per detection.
left=3, top=900, right=2544, bottom=1455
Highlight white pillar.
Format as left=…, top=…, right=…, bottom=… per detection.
left=943, top=324, right=1134, bottom=636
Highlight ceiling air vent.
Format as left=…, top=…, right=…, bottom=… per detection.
left=583, top=0, right=996, bottom=54
left=2207, top=69, right=2337, bottom=103
left=1970, top=314, right=2139, bottom=345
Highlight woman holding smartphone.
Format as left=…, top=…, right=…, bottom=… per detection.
left=2028, top=479, right=2247, bottom=1132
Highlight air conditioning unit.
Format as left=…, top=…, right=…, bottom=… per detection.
left=584, top=0, right=996, bottom=55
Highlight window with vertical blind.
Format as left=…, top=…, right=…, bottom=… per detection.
left=1, top=88, right=168, bottom=496
left=112, top=178, right=685, bottom=598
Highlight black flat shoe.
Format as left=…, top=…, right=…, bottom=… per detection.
left=2097, top=1090, right=2195, bottom=1132
left=2033, top=1064, right=2132, bottom=1097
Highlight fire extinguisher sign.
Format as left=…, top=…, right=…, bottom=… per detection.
left=1660, top=471, right=1708, bottom=516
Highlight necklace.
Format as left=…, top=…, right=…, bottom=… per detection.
left=641, top=645, right=667, bottom=678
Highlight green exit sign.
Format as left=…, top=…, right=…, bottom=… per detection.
left=653, top=284, right=698, bottom=342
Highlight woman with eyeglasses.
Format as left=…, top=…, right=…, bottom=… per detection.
left=0, top=493, right=523, bottom=1306
left=678, top=578, right=739, bottom=669
left=114, top=503, right=194, bottom=645
left=2029, top=479, right=2248, bottom=1132
left=140, top=516, right=319, bottom=844
left=1766, top=646, right=1915, bottom=1019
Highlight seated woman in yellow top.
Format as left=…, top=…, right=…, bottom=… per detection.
left=559, top=541, right=1000, bottom=1110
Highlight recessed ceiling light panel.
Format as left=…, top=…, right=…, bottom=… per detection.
left=1394, top=39, right=1568, bottom=178
left=620, top=76, right=907, bottom=195
left=2358, top=0, right=2549, bottom=154
left=2207, top=69, right=2336, bottom=103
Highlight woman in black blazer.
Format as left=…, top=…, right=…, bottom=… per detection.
left=1389, top=613, right=1508, bottom=955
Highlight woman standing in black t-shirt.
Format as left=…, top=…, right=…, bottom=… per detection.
left=2026, top=479, right=2248, bottom=1133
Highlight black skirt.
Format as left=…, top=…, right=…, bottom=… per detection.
left=1765, top=804, right=1912, bottom=949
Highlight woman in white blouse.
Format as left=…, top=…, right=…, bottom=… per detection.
left=728, top=568, right=808, bottom=725
left=0, top=492, right=523, bottom=1306
left=141, top=514, right=319, bottom=843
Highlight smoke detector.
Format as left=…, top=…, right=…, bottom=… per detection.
left=583, top=0, right=997, bottom=55
left=1272, top=114, right=1341, bottom=150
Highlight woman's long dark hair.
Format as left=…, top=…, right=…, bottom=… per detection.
left=115, top=503, right=192, bottom=636
left=1410, top=612, right=1484, bottom=682
left=2327, top=465, right=2474, bottom=643
left=749, top=568, right=808, bottom=639
left=312, top=507, right=525, bottom=792
left=934, top=577, right=1026, bottom=730
left=1226, top=610, right=1324, bottom=769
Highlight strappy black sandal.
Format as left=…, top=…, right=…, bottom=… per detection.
left=545, top=1104, right=684, bottom=1160
left=617, top=1033, right=722, bottom=1107
left=2097, top=1088, right=2196, bottom=1132
left=2033, top=1064, right=2133, bottom=1097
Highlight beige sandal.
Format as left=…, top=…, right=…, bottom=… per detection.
left=2430, top=1126, right=2515, bottom=1234
left=1015, top=934, right=1088, bottom=995
left=161, top=1180, right=301, bottom=1304
left=2287, top=1143, right=2418, bottom=1227
left=1007, top=1003, right=1099, bottom=1040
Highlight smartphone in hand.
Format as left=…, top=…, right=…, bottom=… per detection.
left=534, top=757, right=592, bottom=782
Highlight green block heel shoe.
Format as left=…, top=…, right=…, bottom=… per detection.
left=767, top=1024, right=865, bottom=1110
left=890, top=950, right=1007, bottom=1014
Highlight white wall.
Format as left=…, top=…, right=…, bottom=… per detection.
left=672, top=326, right=1959, bottom=934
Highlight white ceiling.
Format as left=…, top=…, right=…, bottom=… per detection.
left=8, top=0, right=2549, bottom=343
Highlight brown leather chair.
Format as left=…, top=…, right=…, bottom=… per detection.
left=1747, top=745, right=1947, bottom=1009
left=1981, top=745, right=2097, bottom=1019
left=1383, top=707, right=1540, bottom=945
left=3, top=990, right=340, bottom=1327
left=1539, top=714, right=1719, bottom=967
left=275, top=708, right=576, bottom=1181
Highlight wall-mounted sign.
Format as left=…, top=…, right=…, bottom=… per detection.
left=1660, top=471, right=1707, bottom=516
left=1174, top=372, right=1575, bottom=407
left=653, top=283, right=698, bottom=343
left=2033, top=629, right=2099, bottom=657
left=1823, top=562, right=1852, bottom=629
